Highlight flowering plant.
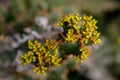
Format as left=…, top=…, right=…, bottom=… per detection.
left=19, top=13, right=101, bottom=75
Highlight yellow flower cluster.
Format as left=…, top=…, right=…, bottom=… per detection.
left=65, top=29, right=81, bottom=43
left=75, top=47, right=90, bottom=62
left=59, top=14, right=81, bottom=28
left=81, top=15, right=101, bottom=44
left=58, top=13, right=101, bottom=62
left=19, top=40, right=61, bottom=75
left=58, top=14, right=82, bottom=43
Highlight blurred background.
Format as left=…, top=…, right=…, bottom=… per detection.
left=0, top=0, right=120, bottom=80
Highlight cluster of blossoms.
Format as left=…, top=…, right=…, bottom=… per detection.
left=19, top=13, right=101, bottom=75
left=58, top=14, right=101, bottom=62
left=19, top=40, right=61, bottom=75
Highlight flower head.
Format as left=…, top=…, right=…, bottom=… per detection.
left=58, top=13, right=101, bottom=62
left=19, top=39, right=61, bottom=75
